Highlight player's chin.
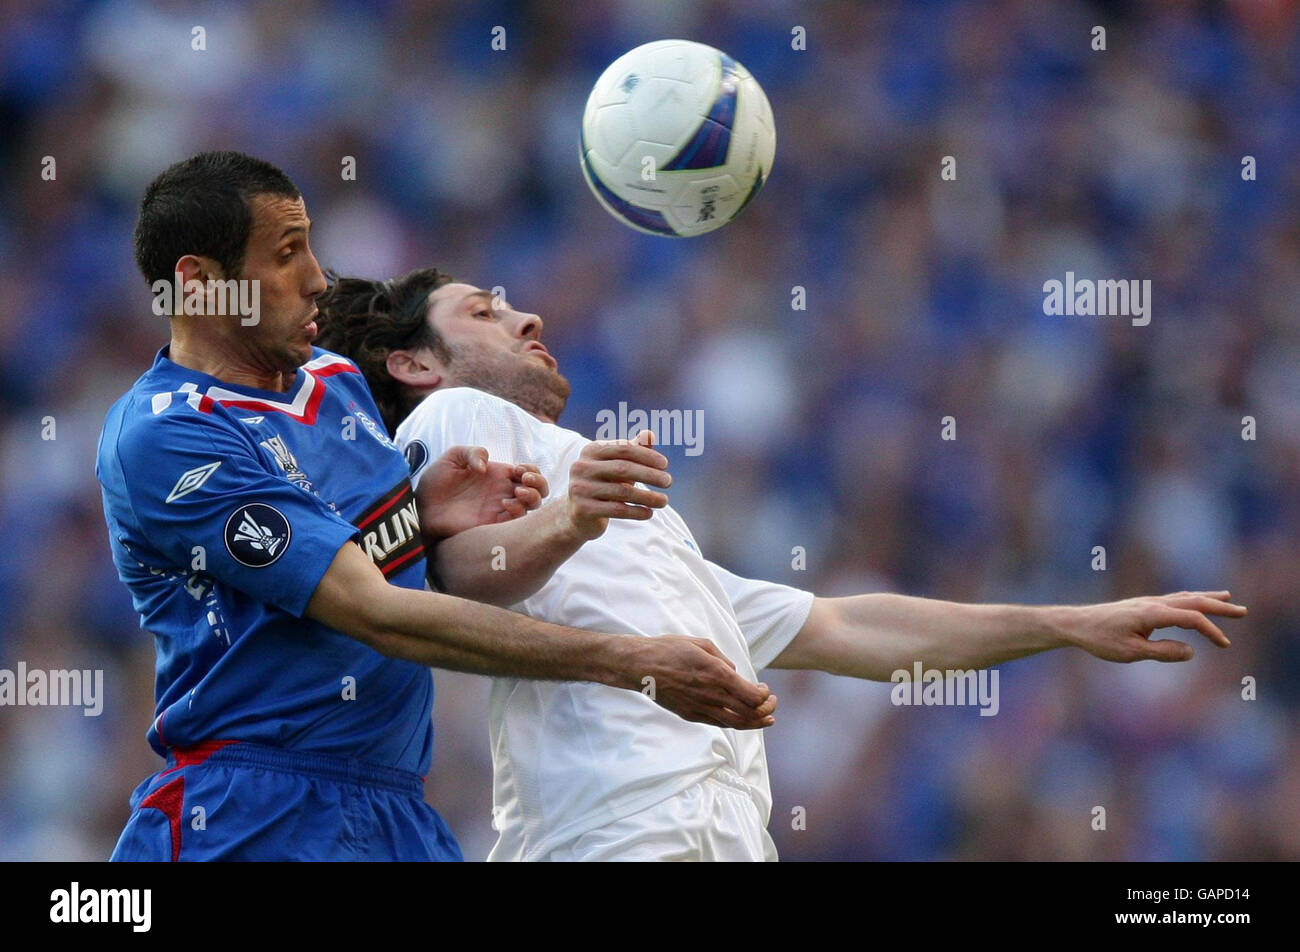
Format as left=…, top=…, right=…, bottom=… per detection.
left=288, top=340, right=314, bottom=367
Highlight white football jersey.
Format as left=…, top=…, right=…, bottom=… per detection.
left=396, top=387, right=814, bottom=860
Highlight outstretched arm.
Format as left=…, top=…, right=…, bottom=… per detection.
left=307, top=539, right=776, bottom=730
left=767, top=590, right=1246, bottom=678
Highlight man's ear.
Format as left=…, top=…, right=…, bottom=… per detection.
left=170, top=255, right=223, bottom=317
left=174, top=254, right=225, bottom=284
left=387, top=349, right=444, bottom=389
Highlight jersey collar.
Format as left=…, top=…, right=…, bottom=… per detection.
left=150, top=346, right=358, bottom=424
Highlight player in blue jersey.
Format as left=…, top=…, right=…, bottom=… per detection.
left=97, top=152, right=777, bottom=862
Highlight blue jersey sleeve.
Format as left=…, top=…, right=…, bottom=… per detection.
left=108, top=399, right=360, bottom=618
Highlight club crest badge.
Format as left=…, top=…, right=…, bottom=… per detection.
left=224, top=503, right=291, bottom=567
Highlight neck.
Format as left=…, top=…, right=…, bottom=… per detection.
left=168, top=326, right=295, bottom=393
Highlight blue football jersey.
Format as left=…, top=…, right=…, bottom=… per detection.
left=97, top=347, right=435, bottom=775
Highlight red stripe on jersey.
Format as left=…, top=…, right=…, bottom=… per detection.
left=355, top=484, right=407, bottom=530
left=308, top=362, right=357, bottom=379
left=194, top=360, right=358, bottom=424
left=214, top=378, right=327, bottom=425
left=380, top=544, right=424, bottom=578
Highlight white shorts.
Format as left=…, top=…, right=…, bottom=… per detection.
left=539, top=768, right=778, bottom=862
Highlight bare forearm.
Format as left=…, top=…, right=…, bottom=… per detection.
left=306, top=540, right=780, bottom=730
left=369, top=585, right=634, bottom=684
left=430, top=500, right=586, bottom=606
left=307, top=539, right=626, bottom=684
left=773, top=593, right=1069, bottom=679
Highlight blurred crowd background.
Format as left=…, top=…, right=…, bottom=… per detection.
left=1, top=0, right=1297, bottom=861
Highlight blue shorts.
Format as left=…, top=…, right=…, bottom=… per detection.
left=110, top=740, right=462, bottom=861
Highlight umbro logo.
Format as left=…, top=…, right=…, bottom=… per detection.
left=165, top=461, right=221, bottom=503
left=223, top=503, right=291, bottom=567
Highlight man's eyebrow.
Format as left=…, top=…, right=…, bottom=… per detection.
left=278, top=221, right=311, bottom=241
left=461, top=290, right=495, bottom=306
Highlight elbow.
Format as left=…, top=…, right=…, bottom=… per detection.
left=359, top=598, right=412, bottom=659
left=771, top=598, right=838, bottom=671
left=779, top=598, right=888, bottom=680
left=353, top=620, right=400, bottom=658
left=307, top=541, right=414, bottom=659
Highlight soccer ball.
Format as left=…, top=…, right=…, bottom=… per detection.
left=580, top=39, right=776, bottom=237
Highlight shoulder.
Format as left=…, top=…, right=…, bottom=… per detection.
left=97, top=381, right=264, bottom=516
left=104, top=382, right=253, bottom=471
left=398, top=386, right=528, bottom=437
left=426, top=386, right=516, bottom=414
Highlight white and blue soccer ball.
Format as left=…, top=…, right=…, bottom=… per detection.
left=580, top=39, right=776, bottom=237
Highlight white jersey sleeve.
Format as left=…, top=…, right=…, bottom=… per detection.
left=704, top=560, right=815, bottom=670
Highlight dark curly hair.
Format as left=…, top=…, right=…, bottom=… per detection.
left=315, top=268, right=455, bottom=434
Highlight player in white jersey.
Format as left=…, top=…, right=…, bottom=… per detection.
left=405, top=386, right=800, bottom=859
left=315, top=268, right=1247, bottom=862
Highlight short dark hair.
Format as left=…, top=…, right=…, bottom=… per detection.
left=315, top=268, right=456, bottom=434
left=134, top=151, right=301, bottom=286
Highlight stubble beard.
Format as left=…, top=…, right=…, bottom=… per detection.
left=446, top=345, right=571, bottom=422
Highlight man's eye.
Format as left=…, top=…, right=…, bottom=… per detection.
left=280, top=249, right=295, bottom=260
left=473, top=308, right=491, bottom=319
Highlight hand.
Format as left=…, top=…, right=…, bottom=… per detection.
left=565, top=430, right=672, bottom=541
left=1064, top=591, right=1247, bottom=662
left=415, top=446, right=548, bottom=540
left=623, top=635, right=778, bottom=730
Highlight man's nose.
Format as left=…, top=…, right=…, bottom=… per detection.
left=512, top=310, right=543, bottom=340
left=304, top=251, right=328, bottom=298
